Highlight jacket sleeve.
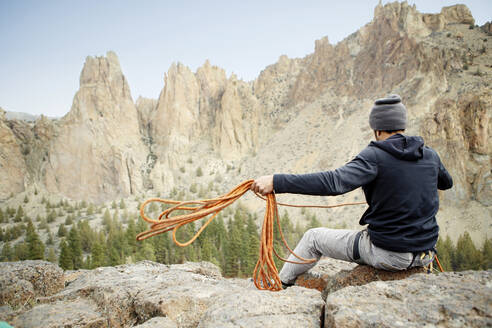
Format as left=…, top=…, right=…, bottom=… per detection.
left=437, top=159, right=453, bottom=190
left=273, top=147, right=378, bottom=196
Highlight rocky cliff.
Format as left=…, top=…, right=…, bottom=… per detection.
left=41, top=51, right=148, bottom=203
left=0, top=260, right=490, bottom=327
left=0, top=2, right=490, bottom=240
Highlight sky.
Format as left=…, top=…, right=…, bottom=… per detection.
left=0, top=1, right=490, bottom=117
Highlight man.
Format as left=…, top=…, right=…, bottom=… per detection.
left=251, top=95, right=453, bottom=288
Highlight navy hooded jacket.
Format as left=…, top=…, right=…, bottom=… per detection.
left=273, top=134, right=453, bottom=253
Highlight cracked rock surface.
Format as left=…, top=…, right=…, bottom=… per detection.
left=1, top=260, right=490, bottom=327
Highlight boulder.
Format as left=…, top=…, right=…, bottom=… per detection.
left=4, top=261, right=323, bottom=328
left=295, top=258, right=357, bottom=296
left=12, top=299, right=107, bottom=328
left=324, top=270, right=492, bottom=328
left=295, top=258, right=423, bottom=298
left=1, top=261, right=490, bottom=328
left=197, top=281, right=323, bottom=328
left=134, top=317, right=177, bottom=328
left=0, top=261, right=64, bottom=308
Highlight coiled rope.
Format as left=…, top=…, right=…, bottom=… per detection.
left=136, top=180, right=365, bottom=291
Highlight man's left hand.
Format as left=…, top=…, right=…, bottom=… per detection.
left=251, top=175, right=274, bottom=196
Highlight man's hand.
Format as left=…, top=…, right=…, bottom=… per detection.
left=251, top=175, right=274, bottom=196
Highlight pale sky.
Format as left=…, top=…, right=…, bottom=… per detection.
left=0, top=0, right=490, bottom=117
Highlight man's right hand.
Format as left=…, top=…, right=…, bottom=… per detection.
left=251, top=175, right=274, bottom=196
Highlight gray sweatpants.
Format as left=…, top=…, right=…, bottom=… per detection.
left=279, top=228, right=434, bottom=284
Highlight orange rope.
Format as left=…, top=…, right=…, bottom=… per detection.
left=136, top=179, right=366, bottom=291
left=434, top=254, right=445, bottom=272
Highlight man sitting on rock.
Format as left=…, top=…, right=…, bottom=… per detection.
left=251, top=95, right=453, bottom=288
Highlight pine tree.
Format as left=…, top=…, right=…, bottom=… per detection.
left=0, top=208, right=4, bottom=223
left=103, top=209, right=111, bottom=229
left=14, top=205, right=24, bottom=222
left=78, top=219, right=94, bottom=252
left=224, top=218, right=241, bottom=277
left=436, top=235, right=454, bottom=271
left=201, top=236, right=214, bottom=262
left=59, top=239, right=73, bottom=270
left=24, top=195, right=29, bottom=203
left=112, top=208, right=119, bottom=222
left=121, top=209, right=129, bottom=222
left=26, top=219, right=45, bottom=260
left=14, top=241, right=29, bottom=261
left=47, top=210, right=56, bottom=223
left=215, top=216, right=227, bottom=269
left=90, top=241, right=105, bottom=268
left=272, top=211, right=284, bottom=271
left=65, top=215, right=73, bottom=225
left=119, top=199, right=126, bottom=210
left=126, top=217, right=137, bottom=254
left=1, top=242, right=13, bottom=261
left=135, top=241, right=156, bottom=262
left=234, top=208, right=248, bottom=275
left=481, top=238, right=492, bottom=269
left=107, top=244, right=122, bottom=266
left=47, top=231, right=54, bottom=245
left=455, top=232, right=481, bottom=271
left=67, top=227, right=83, bottom=269
left=153, top=233, right=171, bottom=264
left=245, top=216, right=260, bottom=275
left=38, top=217, right=48, bottom=230
left=7, top=206, right=16, bottom=218
left=47, top=248, right=57, bottom=263
left=58, top=224, right=68, bottom=237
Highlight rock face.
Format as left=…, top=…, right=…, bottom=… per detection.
left=1, top=260, right=490, bottom=328
left=0, top=109, right=27, bottom=199
left=43, top=51, right=147, bottom=202
left=325, top=270, right=492, bottom=327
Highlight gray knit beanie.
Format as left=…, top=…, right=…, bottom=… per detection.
left=369, top=94, right=407, bottom=131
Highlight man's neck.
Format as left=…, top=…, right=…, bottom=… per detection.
left=375, top=130, right=404, bottom=141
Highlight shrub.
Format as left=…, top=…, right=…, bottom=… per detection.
left=47, top=211, right=56, bottom=223
left=65, top=215, right=73, bottom=226
left=196, top=167, right=203, bottom=177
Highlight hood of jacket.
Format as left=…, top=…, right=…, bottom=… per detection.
left=370, top=133, right=424, bottom=161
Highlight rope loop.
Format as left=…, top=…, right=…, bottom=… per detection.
left=137, top=180, right=366, bottom=291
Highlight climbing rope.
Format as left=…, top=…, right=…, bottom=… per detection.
left=136, top=180, right=365, bottom=291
